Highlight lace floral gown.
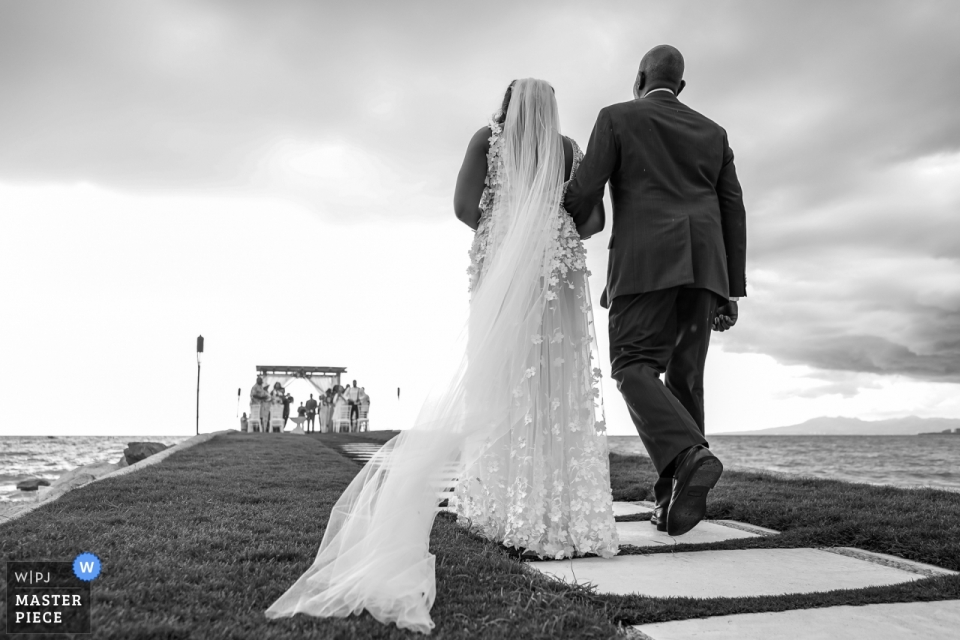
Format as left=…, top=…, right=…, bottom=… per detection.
left=456, top=116, right=619, bottom=560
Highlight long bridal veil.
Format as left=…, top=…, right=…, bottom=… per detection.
left=266, top=79, right=583, bottom=634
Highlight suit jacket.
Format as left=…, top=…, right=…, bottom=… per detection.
left=564, top=91, right=747, bottom=308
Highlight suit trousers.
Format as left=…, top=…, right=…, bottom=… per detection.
left=608, top=287, right=718, bottom=503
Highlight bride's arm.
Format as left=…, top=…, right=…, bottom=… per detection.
left=576, top=199, right=606, bottom=240
left=453, top=127, right=491, bottom=230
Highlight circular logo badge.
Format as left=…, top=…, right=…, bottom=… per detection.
left=73, top=553, right=101, bottom=581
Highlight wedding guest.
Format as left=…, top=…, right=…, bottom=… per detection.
left=343, top=380, right=362, bottom=430
left=270, top=383, right=285, bottom=432
left=305, top=394, right=318, bottom=432
left=283, top=391, right=293, bottom=428
left=273, top=382, right=293, bottom=429
left=316, top=393, right=326, bottom=432
left=323, top=388, right=336, bottom=433
left=250, top=376, right=270, bottom=432
left=240, top=412, right=248, bottom=432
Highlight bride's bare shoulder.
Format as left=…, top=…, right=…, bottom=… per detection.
left=468, top=126, right=493, bottom=152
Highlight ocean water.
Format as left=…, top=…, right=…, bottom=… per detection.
left=608, top=435, right=960, bottom=492
left=3, top=435, right=958, bottom=505
left=0, top=436, right=189, bottom=503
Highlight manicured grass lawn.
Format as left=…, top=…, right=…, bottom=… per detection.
left=2, top=434, right=956, bottom=637
left=0, top=433, right=620, bottom=639
left=602, top=452, right=960, bottom=625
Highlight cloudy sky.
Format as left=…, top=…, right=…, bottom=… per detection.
left=1, top=0, right=958, bottom=436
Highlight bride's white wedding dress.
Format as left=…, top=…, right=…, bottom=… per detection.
left=265, top=79, right=618, bottom=634
left=457, top=111, right=618, bottom=560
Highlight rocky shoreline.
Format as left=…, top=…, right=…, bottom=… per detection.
left=0, top=431, right=227, bottom=526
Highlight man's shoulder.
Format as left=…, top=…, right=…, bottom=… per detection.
left=604, top=97, right=724, bottom=130
left=599, top=98, right=679, bottom=127
left=599, top=99, right=641, bottom=119
left=679, top=101, right=726, bottom=133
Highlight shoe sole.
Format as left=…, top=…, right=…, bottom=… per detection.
left=666, top=457, right=723, bottom=536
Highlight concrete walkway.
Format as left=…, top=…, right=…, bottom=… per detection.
left=525, top=501, right=958, bottom=639
left=633, top=600, right=960, bottom=640
left=613, top=501, right=654, bottom=517
left=616, top=519, right=775, bottom=548
left=530, top=547, right=950, bottom=599
left=336, top=442, right=381, bottom=462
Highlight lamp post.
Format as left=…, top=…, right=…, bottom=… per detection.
left=196, top=335, right=204, bottom=435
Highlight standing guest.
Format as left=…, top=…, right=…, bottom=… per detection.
left=270, top=383, right=285, bottom=432
left=283, top=391, right=293, bottom=428
left=250, top=376, right=269, bottom=433
left=240, top=412, right=248, bottom=433
left=305, top=394, right=318, bottom=433
left=316, top=393, right=326, bottom=433
left=324, top=388, right=336, bottom=433
left=343, top=380, right=362, bottom=430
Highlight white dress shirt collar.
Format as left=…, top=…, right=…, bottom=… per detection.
left=643, top=87, right=676, bottom=98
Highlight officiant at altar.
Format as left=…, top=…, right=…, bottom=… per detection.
left=249, top=376, right=269, bottom=432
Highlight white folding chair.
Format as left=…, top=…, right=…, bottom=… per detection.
left=358, top=404, right=370, bottom=432
left=248, top=403, right=262, bottom=432
left=333, top=403, right=352, bottom=433
left=269, top=402, right=285, bottom=433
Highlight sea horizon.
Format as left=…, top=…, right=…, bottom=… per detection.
left=3, top=433, right=960, bottom=502
left=609, top=434, right=960, bottom=493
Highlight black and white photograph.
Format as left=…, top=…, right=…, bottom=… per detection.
left=1, top=1, right=958, bottom=638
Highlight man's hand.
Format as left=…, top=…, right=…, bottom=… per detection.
left=713, top=300, right=738, bottom=332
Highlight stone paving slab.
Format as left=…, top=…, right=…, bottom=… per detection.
left=338, top=444, right=381, bottom=453
left=616, top=519, right=773, bottom=548
left=613, top=501, right=655, bottom=517
left=632, top=599, right=960, bottom=640
left=528, top=548, right=952, bottom=599
left=335, top=443, right=381, bottom=463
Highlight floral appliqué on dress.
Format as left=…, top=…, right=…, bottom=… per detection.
left=466, top=116, right=504, bottom=294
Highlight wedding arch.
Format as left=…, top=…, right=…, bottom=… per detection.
left=256, top=365, right=346, bottom=396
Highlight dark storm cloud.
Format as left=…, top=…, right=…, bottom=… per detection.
left=2, top=0, right=959, bottom=387
left=719, top=247, right=960, bottom=382
left=0, top=0, right=560, bottom=192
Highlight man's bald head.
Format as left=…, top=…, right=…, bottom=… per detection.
left=634, top=45, right=686, bottom=99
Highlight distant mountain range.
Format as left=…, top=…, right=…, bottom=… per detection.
left=716, top=416, right=960, bottom=436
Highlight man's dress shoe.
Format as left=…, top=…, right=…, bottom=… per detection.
left=666, top=445, right=723, bottom=536
left=650, top=505, right=668, bottom=532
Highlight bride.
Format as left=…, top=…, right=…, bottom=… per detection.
left=266, top=78, right=618, bottom=634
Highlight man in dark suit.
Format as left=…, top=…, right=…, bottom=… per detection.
left=305, top=394, right=318, bottom=433
left=565, top=45, right=747, bottom=536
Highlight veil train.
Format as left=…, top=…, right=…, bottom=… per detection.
left=266, top=79, right=579, bottom=633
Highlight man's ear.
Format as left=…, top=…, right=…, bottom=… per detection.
left=676, top=79, right=686, bottom=96
left=634, top=71, right=645, bottom=98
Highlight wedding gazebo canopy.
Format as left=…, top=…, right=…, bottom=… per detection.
left=256, top=365, right=346, bottom=396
